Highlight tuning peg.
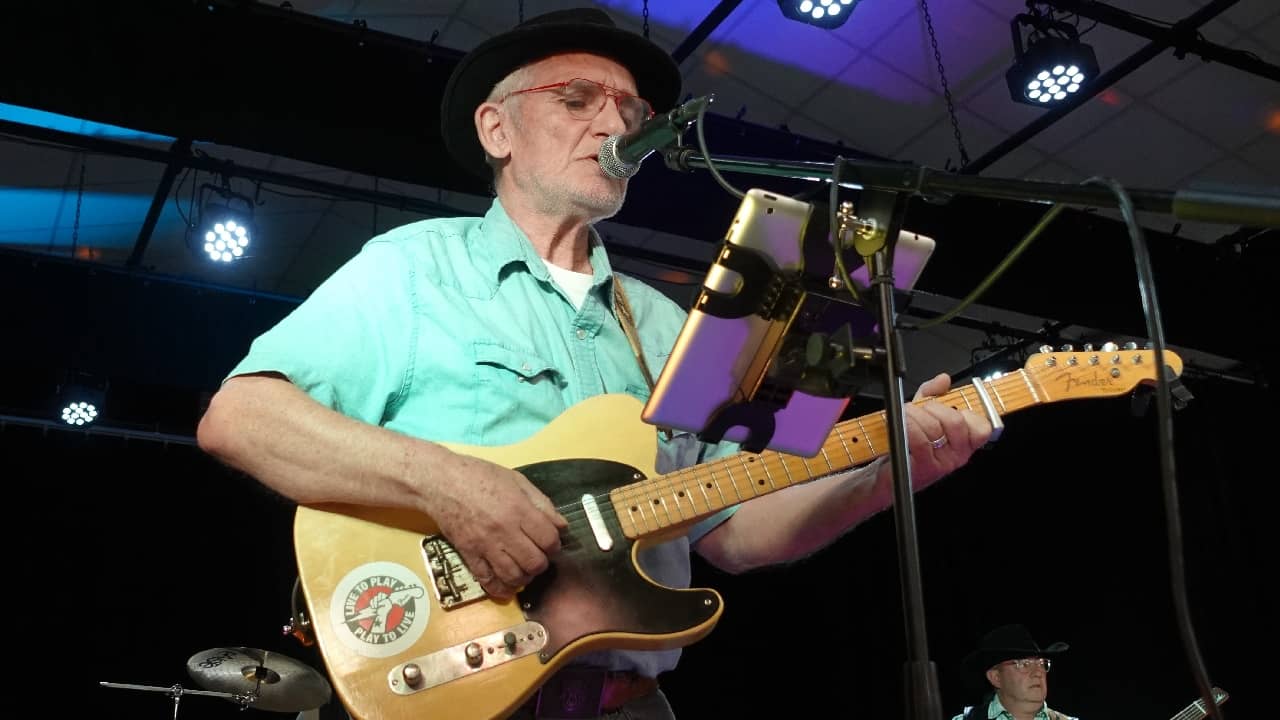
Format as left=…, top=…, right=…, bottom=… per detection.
left=1101, top=341, right=1118, bottom=352
left=1038, top=344, right=1053, bottom=353
left=1123, top=341, right=1139, bottom=350
left=1082, top=343, right=1094, bottom=351
left=1059, top=344, right=1074, bottom=352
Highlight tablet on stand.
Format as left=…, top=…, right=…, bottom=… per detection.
left=641, top=188, right=935, bottom=456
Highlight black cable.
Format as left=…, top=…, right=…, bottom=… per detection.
left=902, top=202, right=1066, bottom=331
left=1083, top=176, right=1223, bottom=720
left=181, top=166, right=197, bottom=252
left=694, top=102, right=744, bottom=200
left=171, top=166, right=193, bottom=226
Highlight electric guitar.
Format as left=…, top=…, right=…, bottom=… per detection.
left=294, top=346, right=1182, bottom=719
left=1171, top=686, right=1229, bottom=719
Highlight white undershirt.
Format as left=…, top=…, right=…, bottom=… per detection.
left=542, top=258, right=595, bottom=310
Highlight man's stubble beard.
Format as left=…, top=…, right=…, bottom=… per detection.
left=531, top=172, right=627, bottom=222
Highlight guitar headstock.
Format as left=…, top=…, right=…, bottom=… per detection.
left=1022, top=342, right=1183, bottom=400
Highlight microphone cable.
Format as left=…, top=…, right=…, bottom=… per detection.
left=1084, top=175, right=1221, bottom=720
left=693, top=101, right=744, bottom=200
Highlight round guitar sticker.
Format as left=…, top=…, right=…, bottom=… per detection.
left=329, top=561, right=429, bottom=658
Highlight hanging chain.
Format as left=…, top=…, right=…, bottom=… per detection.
left=642, top=0, right=650, bottom=39
left=919, top=0, right=970, bottom=169
left=517, top=0, right=524, bottom=24
left=71, top=156, right=86, bottom=257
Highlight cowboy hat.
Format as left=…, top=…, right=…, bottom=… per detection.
left=440, top=7, right=682, bottom=179
left=962, top=624, right=1069, bottom=677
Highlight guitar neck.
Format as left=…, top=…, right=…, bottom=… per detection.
left=611, top=369, right=1047, bottom=540
left=1170, top=688, right=1229, bottom=720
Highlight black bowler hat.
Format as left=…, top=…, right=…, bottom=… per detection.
left=440, top=7, right=682, bottom=179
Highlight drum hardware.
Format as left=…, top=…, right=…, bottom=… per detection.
left=100, top=644, right=333, bottom=717
left=98, top=680, right=253, bottom=719
left=185, top=646, right=332, bottom=713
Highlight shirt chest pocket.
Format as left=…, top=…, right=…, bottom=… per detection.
left=470, top=341, right=566, bottom=442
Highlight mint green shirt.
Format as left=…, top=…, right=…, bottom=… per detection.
left=228, top=198, right=737, bottom=676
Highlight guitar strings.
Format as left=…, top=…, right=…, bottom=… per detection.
left=548, top=368, right=1050, bottom=538
left=607, top=369, right=1043, bottom=518
left=566, top=372, right=1043, bottom=529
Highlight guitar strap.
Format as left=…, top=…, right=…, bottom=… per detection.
left=612, top=275, right=673, bottom=441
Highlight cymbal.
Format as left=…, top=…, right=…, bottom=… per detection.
left=186, top=647, right=332, bottom=713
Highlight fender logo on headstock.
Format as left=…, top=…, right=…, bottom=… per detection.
left=1026, top=345, right=1182, bottom=401
left=1063, top=371, right=1120, bottom=392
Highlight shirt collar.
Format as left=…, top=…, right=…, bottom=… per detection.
left=475, top=198, right=616, bottom=293
left=989, top=695, right=1051, bottom=719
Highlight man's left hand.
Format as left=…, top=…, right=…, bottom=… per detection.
left=900, top=372, right=993, bottom=488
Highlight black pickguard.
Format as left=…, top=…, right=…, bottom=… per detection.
left=514, top=458, right=720, bottom=662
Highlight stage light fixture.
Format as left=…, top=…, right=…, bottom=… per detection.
left=195, top=184, right=256, bottom=264
left=200, top=205, right=253, bottom=263
left=778, top=0, right=859, bottom=30
left=1006, top=13, right=1099, bottom=107
left=61, top=400, right=99, bottom=425
left=56, top=372, right=107, bottom=426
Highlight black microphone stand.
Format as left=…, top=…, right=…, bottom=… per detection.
left=663, top=147, right=1279, bottom=720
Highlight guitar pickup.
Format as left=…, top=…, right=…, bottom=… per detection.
left=422, top=535, right=488, bottom=609
left=580, top=493, right=614, bottom=552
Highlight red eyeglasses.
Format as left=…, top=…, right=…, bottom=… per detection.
left=501, top=78, right=653, bottom=132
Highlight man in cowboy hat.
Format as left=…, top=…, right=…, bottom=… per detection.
left=199, top=6, right=992, bottom=719
left=953, top=624, right=1078, bottom=720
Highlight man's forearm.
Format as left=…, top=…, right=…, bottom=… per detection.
left=196, top=374, right=451, bottom=513
left=697, top=459, right=893, bottom=573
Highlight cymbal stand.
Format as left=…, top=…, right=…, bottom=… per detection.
left=99, top=680, right=256, bottom=719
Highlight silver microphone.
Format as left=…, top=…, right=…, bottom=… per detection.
left=598, top=94, right=713, bottom=179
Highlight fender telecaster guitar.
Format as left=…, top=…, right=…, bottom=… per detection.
left=294, top=347, right=1182, bottom=719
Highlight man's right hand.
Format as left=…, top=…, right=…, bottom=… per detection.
left=420, top=451, right=568, bottom=599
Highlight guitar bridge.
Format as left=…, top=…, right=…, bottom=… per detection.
left=422, top=535, right=486, bottom=609
left=387, top=621, right=548, bottom=695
